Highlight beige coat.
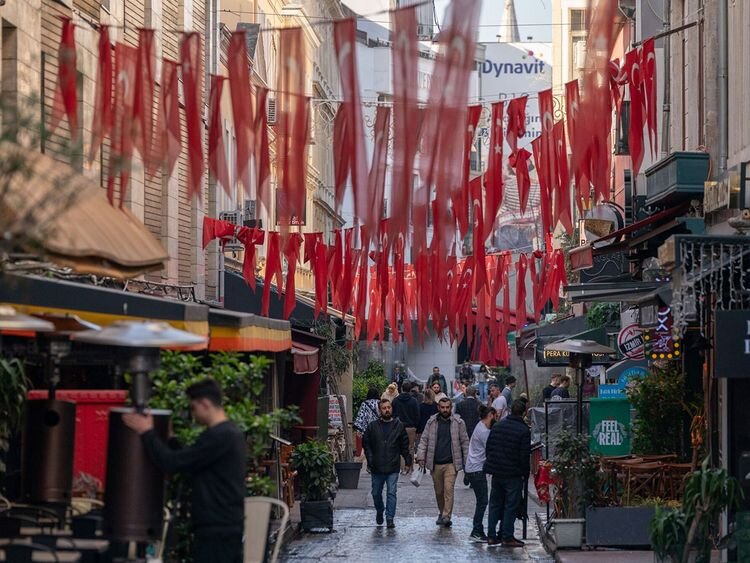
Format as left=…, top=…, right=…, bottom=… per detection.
left=416, top=413, right=470, bottom=472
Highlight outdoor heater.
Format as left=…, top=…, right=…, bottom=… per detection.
left=73, top=321, right=206, bottom=543
left=544, top=339, right=616, bottom=434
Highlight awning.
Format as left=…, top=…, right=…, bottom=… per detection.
left=565, top=281, right=669, bottom=304
left=292, top=341, right=320, bottom=374
left=208, top=308, right=291, bottom=352
left=0, top=273, right=209, bottom=340
left=536, top=327, right=611, bottom=366
left=1, top=142, right=167, bottom=278
left=516, top=315, right=588, bottom=360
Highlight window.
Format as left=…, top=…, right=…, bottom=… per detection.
left=569, top=9, right=587, bottom=81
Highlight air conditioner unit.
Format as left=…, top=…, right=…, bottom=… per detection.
left=267, top=97, right=277, bottom=125
left=243, top=199, right=263, bottom=229
left=218, top=210, right=244, bottom=250
left=574, top=41, right=587, bottom=71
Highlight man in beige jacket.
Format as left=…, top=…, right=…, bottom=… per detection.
left=416, top=397, right=470, bottom=527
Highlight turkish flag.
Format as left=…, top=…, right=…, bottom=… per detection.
left=202, top=217, right=236, bottom=249
left=208, top=75, right=232, bottom=197
left=339, top=228, right=357, bottom=316
left=554, top=121, right=573, bottom=234
left=642, top=39, right=658, bottom=158
left=484, top=101, right=504, bottom=240
left=529, top=250, right=548, bottom=322
left=389, top=5, right=420, bottom=251
left=133, top=29, right=156, bottom=176
left=515, top=147, right=533, bottom=218
left=332, top=105, right=349, bottom=212
left=88, top=25, right=112, bottom=163
left=355, top=246, right=369, bottom=339
left=228, top=32, right=255, bottom=193
left=501, top=254, right=511, bottom=345
left=50, top=17, right=78, bottom=139
left=276, top=28, right=308, bottom=227
left=538, top=89, right=559, bottom=229
left=625, top=48, right=646, bottom=177
left=333, top=19, right=369, bottom=232
left=506, top=96, right=528, bottom=162
left=236, top=226, right=265, bottom=290
left=303, top=232, right=319, bottom=265
left=107, top=43, right=138, bottom=207
left=314, top=238, right=329, bottom=317
left=157, top=59, right=182, bottom=178
left=262, top=232, right=283, bottom=316
left=456, top=105, right=483, bottom=240
left=283, top=233, right=303, bottom=319
left=180, top=32, right=205, bottom=200
left=470, top=175, right=486, bottom=293
left=255, top=87, right=271, bottom=213
left=565, top=79, right=588, bottom=212
left=515, top=254, right=528, bottom=334
left=367, top=106, right=391, bottom=244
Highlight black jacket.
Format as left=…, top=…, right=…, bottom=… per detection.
left=418, top=402, right=438, bottom=434
left=363, top=418, right=412, bottom=474
left=391, top=392, right=420, bottom=428
left=551, top=387, right=570, bottom=399
left=483, top=415, right=531, bottom=478
left=455, top=397, right=481, bottom=438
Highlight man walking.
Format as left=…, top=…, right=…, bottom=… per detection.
left=489, top=382, right=508, bottom=420
left=551, top=375, right=571, bottom=399
left=542, top=373, right=561, bottom=401
left=455, top=385, right=482, bottom=438
left=416, top=398, right=470, bottom=528
left=484, top=400, right=531, bottom=548
left=391, top=381, right=420, bottom=473
left=123, top=379, right=246, bottom=563
left=502, top=376, right=517, bottom=406
left=427, top=366, right=448, bottom=395
left=464, top=405, right=496, bottom=542
left=362, top=399, right=412, bottom=529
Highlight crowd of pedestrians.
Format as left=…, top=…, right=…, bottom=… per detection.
left=357, top=364, right=533, bottom=549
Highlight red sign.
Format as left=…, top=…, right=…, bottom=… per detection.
left=618, top=324, right=644, bottom=359
left=644, top=307, right=681, bottom=360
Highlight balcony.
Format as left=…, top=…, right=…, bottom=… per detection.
left=644, top=151, right=710, bottom=206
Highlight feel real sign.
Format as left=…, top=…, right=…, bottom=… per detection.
left=589, top=398, right=631, bottom=456
left=714, top=310, right=750, bottom=377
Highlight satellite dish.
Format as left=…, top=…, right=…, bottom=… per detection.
left=583, top=202, right=625, bottom=245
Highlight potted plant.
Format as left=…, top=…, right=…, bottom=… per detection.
left=651, top=459, right=743, bottom=563
left=587, top=497, right=680, bottom=547
left=0, top=357, right=27, bottom=487
left=550, top=430, right=598, bottom=548
left=291, top=440, right=336, bottom=532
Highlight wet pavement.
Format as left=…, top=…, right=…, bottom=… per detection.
left=282, top=470, right=553, bottom=562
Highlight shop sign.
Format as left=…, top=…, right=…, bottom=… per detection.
left=644, top=307, right=681, bottom=360
left=703, top=179, right=730, bottom=214
left=617, top=324, right=645, bottom=359
left=589, top=398, right=631, bottom=456
left=536, top=347, right=611, bottom=366
left=714, top=310, right=750, bottom=377
left=598, top=362, right=648, bottom=399
left=328, top=395, right=343, bottom=427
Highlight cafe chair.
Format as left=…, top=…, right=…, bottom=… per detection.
left=244, top=497, right=290, bottom=563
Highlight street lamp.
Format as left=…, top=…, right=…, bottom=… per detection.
left=544, top=339, right=616, bottom=434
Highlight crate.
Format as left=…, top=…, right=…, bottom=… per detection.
left=27, top=390, right=128, bottom=490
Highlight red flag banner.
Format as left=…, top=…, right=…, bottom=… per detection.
left=314, top=237, right=328, bottom=317
left=283, top=233, right=303, bottom=319
left=134, top=29, right=156, bottom=176
left=505, top=96, right=528, bottom=163
left=88, top=25, right=112, bottom=162
left=254, top=87, right=271, bottom=213
left=236, top=226, right=265, bottom=290
left=515, top=254, right=528, bottom=334
left=642, top=39, right=658, bottom=158
left=228, top=32, right=255, bottom=193
left=202, top=217, right=236, bottom=249
left=180, top=32, right=205, bottom=200
left=262, top=232, right=283, bottom=316
left=333, top=105, right=350, bottom=212
left=208, top=75, right=232, bottom=196
left=457, top=105, right=483, bottom=240
left=367, top=105, right=391, bottom=244
left=554, top=120, right=573, bottom=234
left=389, top=5, right=420, bottom=250
left=564, top=79, right=588, bottom=212
left=50, top=17, right=78, bottom=139
left=484, top=101, right=504, bottom=240
left=158, top=59, right=182, bottom=178
left=538, top=89, right=558, bottom=233
left=470, top=174, right=486, bottom=293
left=107, top=43, right=138, bottom=207
left=625, top=48, right=645, bottom=177
left=516, top=147, right=533, bottom=217
left=276, top=28, right=309, bottom=226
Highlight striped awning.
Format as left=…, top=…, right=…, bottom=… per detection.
left=209, top=308, right=291, bottom=352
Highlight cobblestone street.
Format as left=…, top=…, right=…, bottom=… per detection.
left=282, top=471, right=553, bottom=562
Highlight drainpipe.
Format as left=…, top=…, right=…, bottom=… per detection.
left=661, top=0, right=671, bottom=157
left=718, top=0, right=728, bottom=173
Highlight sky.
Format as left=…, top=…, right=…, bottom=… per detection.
left=434, top=0, right=553, bottom=43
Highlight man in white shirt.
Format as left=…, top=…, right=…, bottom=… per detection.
left=464, top=405, right=496, bottom=542
left=489, top=383, right=508, bottom=420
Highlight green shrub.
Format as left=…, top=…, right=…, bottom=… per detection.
left=291, top=440, right=335, bottom=501
left=353, top=360, right=387, bottom=414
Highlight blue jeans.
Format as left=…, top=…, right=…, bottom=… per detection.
left=371, top=472, right=399, bottom=519
left=487, top=475, right=522, bottom=540
left=467, top=471, right=488, bottom=534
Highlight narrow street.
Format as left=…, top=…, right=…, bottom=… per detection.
left=283, top=471, right=552, bottom=562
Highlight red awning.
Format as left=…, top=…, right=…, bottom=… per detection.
left=292, top=341, right=319, bottom=374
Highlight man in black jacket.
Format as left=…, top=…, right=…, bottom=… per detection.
left=483, top=399, right=530, bottom=548
left=363, top=399, right=412, bottom=528
left=455, top=385, right=482, bottom=438
left=123, top=379, right=246, bottom=563
left=391, top=381, right=420, bottom=473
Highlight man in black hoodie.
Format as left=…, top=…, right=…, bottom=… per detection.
left=363, top=399, right=412, bottom=528
left=391, top=380, right=420, bottom=473
left=455, top=385, right=482, bottom=438
left=484, top=399, right=530, bottom=548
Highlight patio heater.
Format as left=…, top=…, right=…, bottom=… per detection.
left=73, top=321, right=206, bottom=544
left=544, top=339, right=616, bottom=434
left=22, top=314, right=101, bottom=505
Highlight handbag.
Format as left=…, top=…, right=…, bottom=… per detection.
left=410, top=466, right=425, bottom=487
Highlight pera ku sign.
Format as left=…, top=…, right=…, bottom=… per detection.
left=714, top=310, right=750, bottom=377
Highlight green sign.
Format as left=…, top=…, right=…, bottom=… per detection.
left=589, top=398, right=631, bottom=456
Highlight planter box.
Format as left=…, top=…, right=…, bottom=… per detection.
left=586, top=506, right=655, bottom=547
left=551, top=518, right=585, bottom=548
left=300, top=500, right=333, bottom=532
left=644, top=151, right=710, bottom=206
left=335, top=462, right=362, bottom=489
